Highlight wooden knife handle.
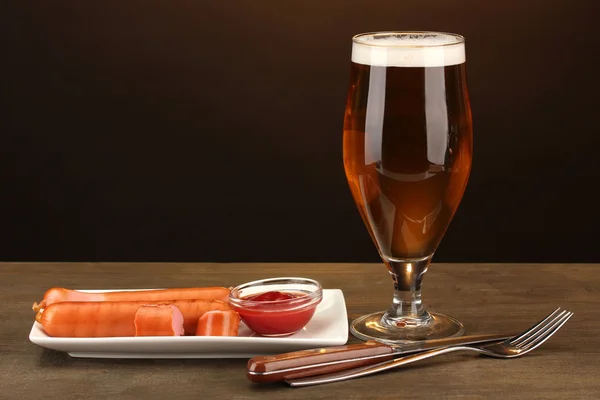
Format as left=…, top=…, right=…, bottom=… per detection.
left=247, top=341, right=395, bottom=383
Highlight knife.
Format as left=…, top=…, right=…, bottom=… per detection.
left=246, top=333, right=512, bottom=383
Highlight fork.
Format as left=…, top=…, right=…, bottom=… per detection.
left=286, top=307, right=573, bottom=387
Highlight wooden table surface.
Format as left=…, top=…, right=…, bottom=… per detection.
left=1, top=262, right=599, bottom=399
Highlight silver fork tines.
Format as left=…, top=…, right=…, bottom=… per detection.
left=286, top=307, right=574, bottom=387
left=517, top=310, right=573, bottom=352
left=511, top=307, right=565, bottom=347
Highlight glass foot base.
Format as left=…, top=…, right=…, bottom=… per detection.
left=350, top=311, right=464, bottom=345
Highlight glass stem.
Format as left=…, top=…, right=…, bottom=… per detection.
left=383, top=256, right=432, bottom=322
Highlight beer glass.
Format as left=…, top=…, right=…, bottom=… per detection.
left=343, top=32, right=473, bottom=343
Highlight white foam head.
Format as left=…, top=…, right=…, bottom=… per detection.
left=351, top=32, right=465, bottom=68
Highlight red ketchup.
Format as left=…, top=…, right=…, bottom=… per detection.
left=232, top=290, right=320, bottom=336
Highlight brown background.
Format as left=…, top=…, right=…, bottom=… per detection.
left=1, top=0, right=599, bottom=263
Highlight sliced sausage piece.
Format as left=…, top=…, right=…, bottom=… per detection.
left=196, top=310, right=240, bottom=336
left=134, top=304, right=185, bottom=336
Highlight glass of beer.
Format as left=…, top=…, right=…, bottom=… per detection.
left=343, top=32, right=473, bottom=343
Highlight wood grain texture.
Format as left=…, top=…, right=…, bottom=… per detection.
left=1, top=263, right=598, bottom=399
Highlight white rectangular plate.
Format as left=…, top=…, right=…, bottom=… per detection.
left=29, top=288, right=348, bottom=358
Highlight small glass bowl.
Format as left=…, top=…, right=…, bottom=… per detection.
left=228, top=277, right=323, bottom=337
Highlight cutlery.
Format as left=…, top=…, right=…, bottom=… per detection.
left=247, top=332, right=513, bottom=383
left=286, top=307, right=573, bottom=387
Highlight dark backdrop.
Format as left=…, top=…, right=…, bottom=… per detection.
left=2, top=1, right=599, bottom=263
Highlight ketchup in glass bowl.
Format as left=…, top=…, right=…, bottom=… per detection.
left=228, top=277, right=323, bottom=337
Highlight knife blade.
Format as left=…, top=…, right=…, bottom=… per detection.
left=247, top=333, right=512, bottom=383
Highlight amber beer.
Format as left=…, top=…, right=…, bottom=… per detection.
left=343, top=33, right=473, bottom=261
